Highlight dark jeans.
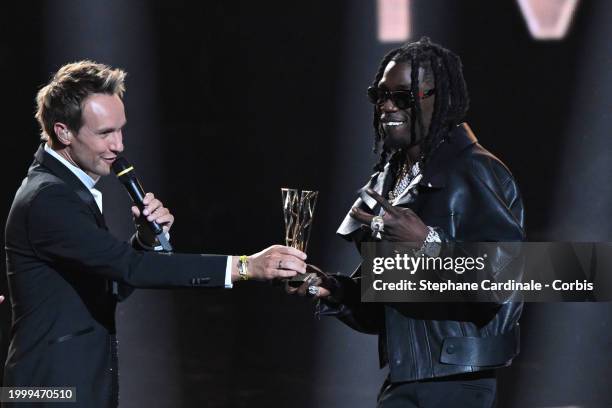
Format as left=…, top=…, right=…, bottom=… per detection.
left=377, top=371, right=496, bottom=408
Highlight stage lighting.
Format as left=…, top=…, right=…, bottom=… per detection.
left=517, top=0, right=579, bottom=40
left=377, top=0, right=411, bottom=42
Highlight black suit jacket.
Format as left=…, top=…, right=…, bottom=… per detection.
left=3, top=145, right=227, bottom=407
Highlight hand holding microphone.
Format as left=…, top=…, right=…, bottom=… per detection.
left=130, top=192, right=174, bottom=234
left=112, top=157, right=174, bottom=252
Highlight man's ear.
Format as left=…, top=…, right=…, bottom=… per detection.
left=53, top=123, right=72, bottom=146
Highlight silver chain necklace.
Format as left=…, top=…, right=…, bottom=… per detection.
left=388, top=161, right=421, bottom=201
left=387, top=138, right=446, bottom=201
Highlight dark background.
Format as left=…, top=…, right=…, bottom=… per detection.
left=1, top=1, right=611, bottom=407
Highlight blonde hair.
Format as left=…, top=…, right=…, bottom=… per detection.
left=35, top=60, right=126, bottom=142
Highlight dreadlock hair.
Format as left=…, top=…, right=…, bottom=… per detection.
left=371, top=37, right=469, bottom=172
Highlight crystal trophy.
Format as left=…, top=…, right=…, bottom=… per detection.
left=281, top=188, right=318, bottom=287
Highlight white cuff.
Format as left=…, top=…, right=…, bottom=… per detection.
left=225, top=256, right=233, bottom=289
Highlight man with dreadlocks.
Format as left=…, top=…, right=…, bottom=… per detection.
left=290, top=38, right=525, bottom=407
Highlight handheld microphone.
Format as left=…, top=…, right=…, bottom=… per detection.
left=111, top=157, right=173, bottom=252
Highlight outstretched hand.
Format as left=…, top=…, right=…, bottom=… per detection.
left=239, top=245, right=307, bottom=281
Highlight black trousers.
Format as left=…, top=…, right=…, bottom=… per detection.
left=377, top=371, right=496, bottom=408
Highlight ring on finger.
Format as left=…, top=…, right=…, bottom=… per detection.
left=308, top=286, right=320, bottom=296
left=371, top=215, right=385, bottom=238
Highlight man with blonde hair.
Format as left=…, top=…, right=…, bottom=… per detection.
left=4, top=60, right=306, bottom=407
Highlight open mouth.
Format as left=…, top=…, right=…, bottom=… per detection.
left=383, top=121, right=406, bottom=127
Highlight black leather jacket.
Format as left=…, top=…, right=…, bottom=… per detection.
left=321, top=123, right=525, bottom=382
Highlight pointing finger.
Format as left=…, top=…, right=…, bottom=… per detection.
left=365, top=188, right=396, bottom=214
left=350, top=207, right=374, bottom=225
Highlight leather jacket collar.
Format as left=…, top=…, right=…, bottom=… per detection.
left=337, top=123, right=477, bottom=237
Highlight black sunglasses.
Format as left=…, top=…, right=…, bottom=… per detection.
left=367, top=86, right=436, bottom=110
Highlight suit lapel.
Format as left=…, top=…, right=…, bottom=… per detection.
left=33, top=145, right=107, bottom=229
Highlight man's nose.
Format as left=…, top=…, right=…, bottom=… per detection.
left=110, top=131, right=124, bottom=153
left=380, top=98, right=398, bottom=112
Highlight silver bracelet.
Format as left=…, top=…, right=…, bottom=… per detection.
left=415, top=226, right=441, bottom=257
